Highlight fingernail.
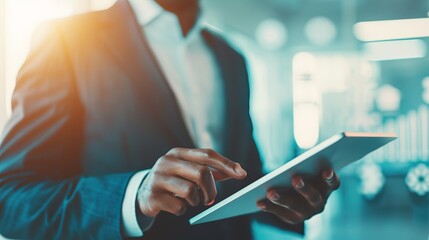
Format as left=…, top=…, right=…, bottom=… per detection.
left=323, top=169, right=334, bottom=180
left=269, top=192, right=280, bottom=202
left=234, top=164, right=247, bottom=177
left=257, top=201, right=267, bottom=210
left=206, top=199, right=215, bottom=206
left=292, top=177, right=305, bottom=189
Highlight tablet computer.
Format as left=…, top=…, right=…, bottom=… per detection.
left=189, top=132, right=396, bottom=225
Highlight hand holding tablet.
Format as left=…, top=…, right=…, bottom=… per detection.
left=190, top=132, right=397, bottom=225
left=256, top=166, right=341, bottom=225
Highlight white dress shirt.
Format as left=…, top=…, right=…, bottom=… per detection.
left=122, top=0, right=225, bottom=237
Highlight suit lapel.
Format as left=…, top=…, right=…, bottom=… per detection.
left=101, top=0, right=195, bottom=148
left=201, top=29, right=248, bottom=160
left=99, top=1, right=248, bottom=157
left=201, top=29, right=253, bottom=201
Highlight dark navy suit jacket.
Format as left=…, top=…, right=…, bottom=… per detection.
left=0, top=0, right=303, bottom=239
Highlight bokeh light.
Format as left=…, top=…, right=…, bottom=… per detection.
left=423, top=77, right=429, bottom=104
left=358, top=163, right=385, bottom=199
left=305, top=16, right=337, bottom=46
left=376, top=84, right=401, bottom=112
left=255, top=18, right=288, bottom=50
left=405, top=164, right=429, bottom=196
left=292, top=52, right=320, bottom=149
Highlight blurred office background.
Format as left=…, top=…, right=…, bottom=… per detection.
left=0, top=0, right=428, bottom=239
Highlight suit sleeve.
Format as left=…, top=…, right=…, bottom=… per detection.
left=0, top=22, right=133, bottom=239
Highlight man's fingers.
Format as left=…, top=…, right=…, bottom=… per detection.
left=291, top=176, right=324, bottom=209
left=257, top=199, right=305, bottom=225
left=318, top=168, right=340, bottom=199
left=155, top=175, right=201, bottom=206
left=322, top=168, right=340, bottom=189
left=207, top=167, right=233, bottom=181
left=167, top=148, right=247, bottom=180
left=162, top=157, right=217, bottom=205
left=138, top=147, right=249, bottom=219
left=254, top=170, right=341, bottom=226
left=142, top=192, right=187, bottom=217
left=266, top=189, right=309, bottom=214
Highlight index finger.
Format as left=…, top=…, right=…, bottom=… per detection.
left=167, top=148, right=247, bottom=180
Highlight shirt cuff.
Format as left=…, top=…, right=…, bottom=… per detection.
left=122, top=170, right=151, bottom=237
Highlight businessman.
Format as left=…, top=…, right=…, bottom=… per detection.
left=0, top=0, right=340, bottom=239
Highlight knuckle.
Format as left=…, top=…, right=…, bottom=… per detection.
left=166, top=148, right=176, bottom=156
left=221, top=158, right=230, bottom=169
left=151, top=167, right=165, bottom=177
left=141, top=201, right=158, bottom=217
left=202, top=148, right=215, bottom=158
left=196, top=166, right=210, bottom=181
left=183, top=184, right=196, bottom=197
left=155, top=155, right=172, bottom=166
left=167, top=148, right=182, bottom=157
left=154, top=156, right=175, bottom=173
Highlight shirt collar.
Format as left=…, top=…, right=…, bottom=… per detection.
left=128, top=0, right=203, bottom=41
left=129, top=0, right=164, bottom=26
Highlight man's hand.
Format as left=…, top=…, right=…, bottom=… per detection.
left=257, top=169, right=340, bottom=224
left=136, top=148, right=247, bottom=217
